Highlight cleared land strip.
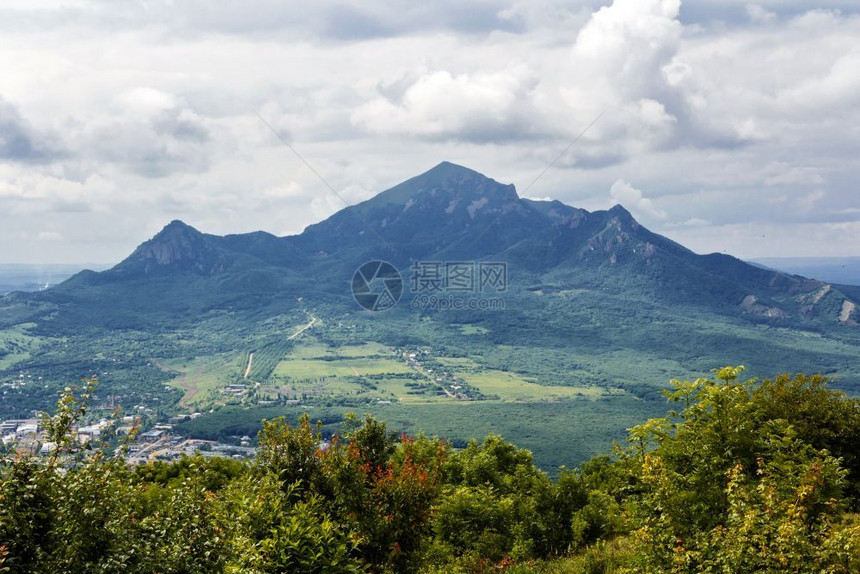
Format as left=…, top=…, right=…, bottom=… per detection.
left=243, top=352, right=254, bottom=379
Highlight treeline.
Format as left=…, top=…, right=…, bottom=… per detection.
left=1, top=367, right=859, bottom=572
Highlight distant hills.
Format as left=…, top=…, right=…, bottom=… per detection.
left=0, top=263, right=110, bottom=295
left=751, top=257, right=860, bottom=288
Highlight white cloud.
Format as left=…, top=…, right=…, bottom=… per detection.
left=762, top=163, right=825, bottom=187
left=609, top=179, right=666, bottom=220
left=0, top=97, right=66, bottom=163
left=115, top=87, right=177, bottom=117
left=37, top=231, right=63, bottom=241
left=551, top=0, right=684, bottom=165
left=677, top=217, right=711, bottom=228
left=352, top=64, right=540, bottom=141
left=565, top=0, right=682, bottom=110
left=797, top=189, right=825, bottom=212
left=661, top=219, right=860, bottom=258
left=777, top=49, right=860, bottom=111
left=746, top=5, right=777, bottom=24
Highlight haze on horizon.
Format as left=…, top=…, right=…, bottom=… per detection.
left=1, top=0, right=859, bottom=264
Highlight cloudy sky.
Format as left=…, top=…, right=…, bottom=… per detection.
left=1, top=0, right=859, bottom=264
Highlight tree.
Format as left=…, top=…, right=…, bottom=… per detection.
left=626, top=367, right=860, bottom=572
left=256, top=413, right=326, bottom=495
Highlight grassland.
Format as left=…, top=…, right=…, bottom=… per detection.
left=459, top=324, right=489, bottom=335
left=159, top=352, right=244, bottom=407
left=272, top=357, right=411, bottom=378
left=432, top=356, right=609, bottom=401
left=0, top=324, right=45, bottom=370
left=461, top=371, right=606, bottom=401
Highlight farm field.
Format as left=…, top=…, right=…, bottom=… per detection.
left=159, top=352, right=244, bottom=407
left=154, top=333, right=631, bottom=411
left=461, top=370, right=607, bottom=401
left=272, top=357, right=412, bottom=378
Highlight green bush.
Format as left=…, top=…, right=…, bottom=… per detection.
left=626, top=367, right=860, bottom=572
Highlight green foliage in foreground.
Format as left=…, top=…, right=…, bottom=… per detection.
left=2, top=368, right=860, bottom=573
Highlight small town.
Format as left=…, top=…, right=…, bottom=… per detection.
left=0, top=413, right=256, bottom=464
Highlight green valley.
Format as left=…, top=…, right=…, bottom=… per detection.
left=2, top=163, right=860, bottom=476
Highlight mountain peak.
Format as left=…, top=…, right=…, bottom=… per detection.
left=164, top=219, right=194, bottom=229
left=605, top=204, right=640, bottom=230
left=424, top=161, right=486, bottom=179
left=608, top=204, right=632, bottom=218
left=367, top=161, right=518, bottom=208
left=110, top=219, right=224, bottom=276
left=156, top=219, right=201, bottom=237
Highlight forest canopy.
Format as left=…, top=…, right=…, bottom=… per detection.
left=1, top=367, right=859, bottom=573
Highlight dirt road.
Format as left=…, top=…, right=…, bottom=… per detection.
left=288, top=316, right=317, bottom=340
left=243, top=352, right=254, bottom=379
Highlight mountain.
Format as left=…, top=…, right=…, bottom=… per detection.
left=29, top=161, right=856, bottom=329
